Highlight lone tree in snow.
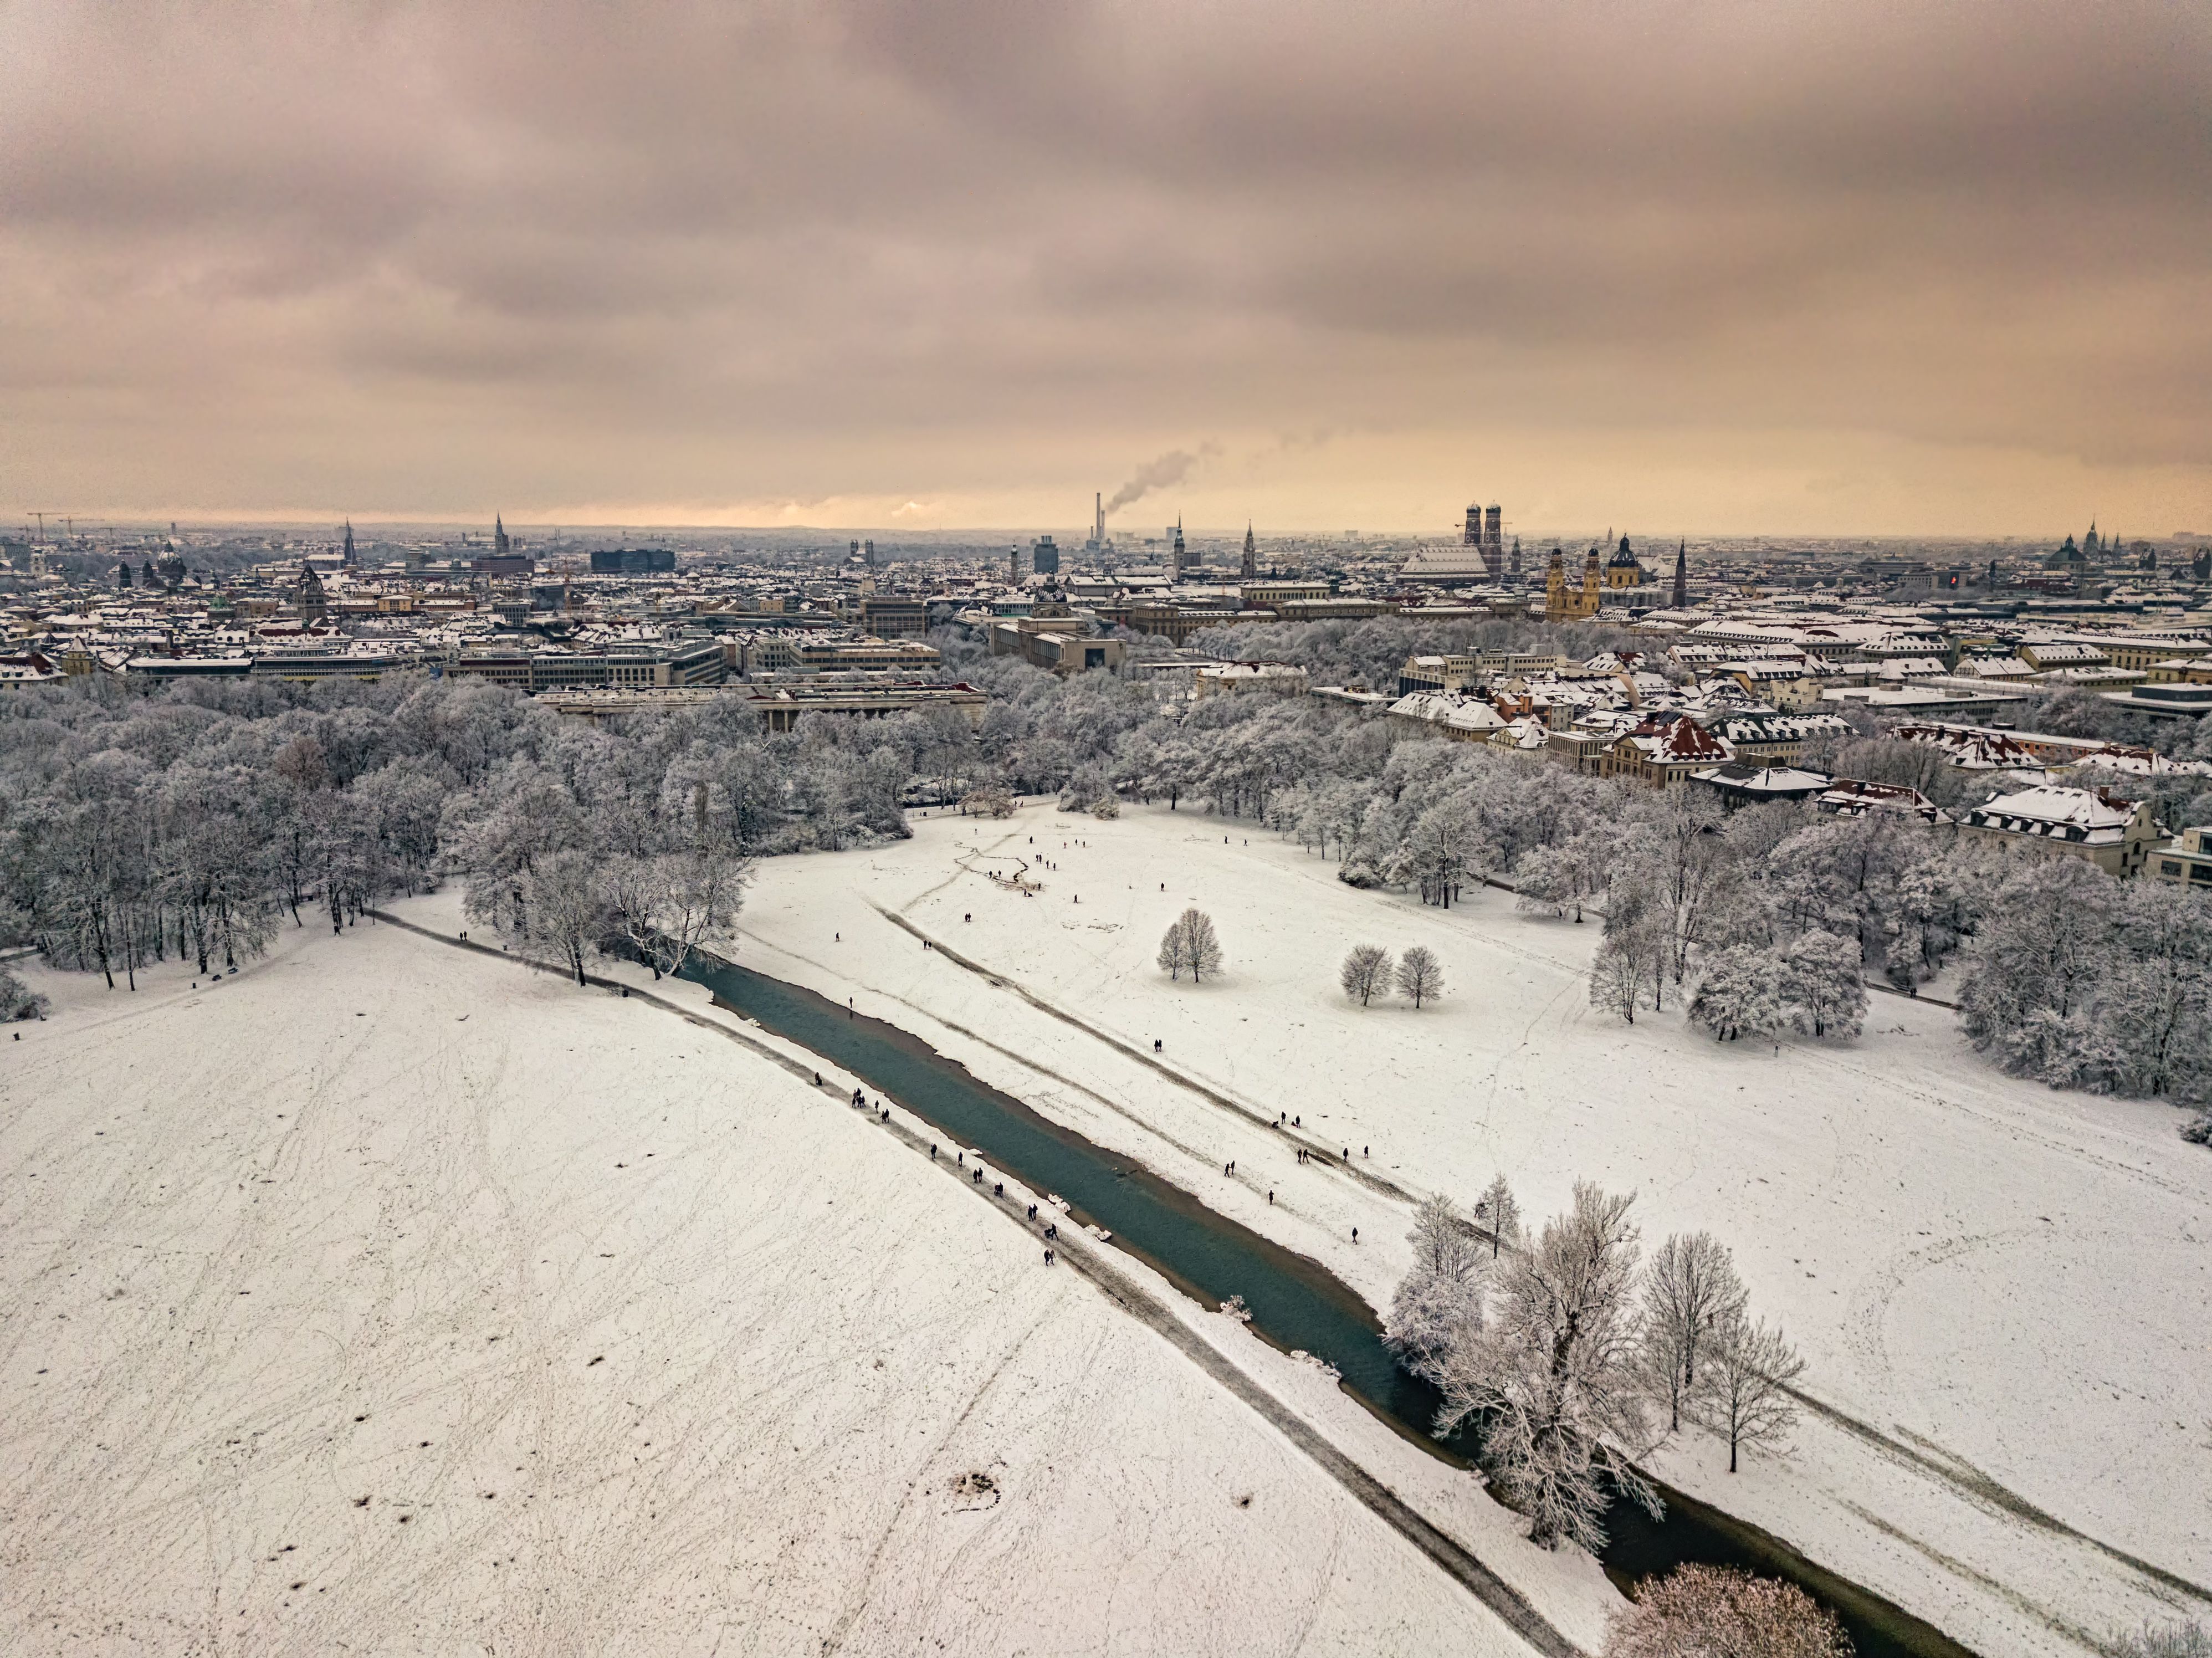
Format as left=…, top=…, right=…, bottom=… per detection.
left=1603, top=1564, right=1852, bottom=1658
left=1706, top=1308, right=1805, bottom=1473
left=1641, top=1232, right=1748, bottom=1432
left=1433, top=1181, right=1657, bottom=1551
left=1474, top=1171, right=1520, bottom=1260
left=1340, top=944, right=1392, bottom=1006
left=1397, top=945, right=1445, bottom=1009
left=1385, top=1193, right=1486, bottom=1381
left=1157, top=908, right=1224, bottom=984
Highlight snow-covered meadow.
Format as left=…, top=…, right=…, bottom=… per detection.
left=734, top=800, right=2212, bottom=1656
left=0, top=914, right=1563, bottom=1656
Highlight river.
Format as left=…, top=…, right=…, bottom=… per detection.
left=690, top=955, right=1975, bottom=1658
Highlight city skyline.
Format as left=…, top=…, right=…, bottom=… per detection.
left=6, top=1, right=2209, bottom=535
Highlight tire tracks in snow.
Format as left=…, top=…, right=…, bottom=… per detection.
left=371, top=908, right=1584, bottom=1658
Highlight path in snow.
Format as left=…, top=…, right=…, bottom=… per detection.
left=1, top=912, right=1585, bottom=1657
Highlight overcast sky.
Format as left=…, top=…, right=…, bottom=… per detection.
left=5, top=1, right=2208, bottom=537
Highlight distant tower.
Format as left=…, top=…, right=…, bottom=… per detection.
left=1545, top=545, right=1568, bottom=622
left=1011, top=543, right=1025, bottom=581
left=1483, top=504, right=1504, bottom=580
left=864, top=540, right=875, bottom=567
left=1509, top=537, right=1522, bottom=579
left=494, top=515, right=510, bottom=559
left=1672, top=539, right=1687, bottom=609
left=1242, top=521, right=1257, bottom=581
left=1581, top=545, right=1602, bottom=615
left=297, top=563, right=329, bottom=623
left=1464, top=503, right=1482, bottom=546
left=1094, top=493, right=1105, bottom=550
left=1171, top=518, right=1189, bottom=580
left=117, top=561, right=132, bottom=589
left=342, top=520, right=356, bottom=566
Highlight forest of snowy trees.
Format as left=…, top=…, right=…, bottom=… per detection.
left=3, top=619, right=2208, bottom=1140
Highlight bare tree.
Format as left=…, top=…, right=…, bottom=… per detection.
left=1642, top=1232, right=1748, bottom=1432
left=514, top=849, right=603, bottom=986
left=1159, top=908, right=1223, bottom=984
left=1474, top=1171, right=1521, bottom=1260
left=1397, top=944, right=1445, bottom=1009
left=1433, top=1182, right=1657, bottom=1551
left=1706, top=1309, right=1805, bottom=1473
left=2111, top=1621, right=2211, bottom=1658
left=1604, top=1563, right=1852, bottom=1658
left=1590, top=927, right=1658, bottom=1024
left=1340, top=943, right=1392, bottom=1006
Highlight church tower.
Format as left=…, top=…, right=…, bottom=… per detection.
left=1581, top=545, right=1602, bottom=616
left=342, top=520, right=355, bottom=566
left=1241, top=522, right=1256, bottom=581
left=1672, top=539, right=1687, bottom=609
left=494, top=515, right=511, bottom=559
left=1171, top=518, right=1189, bottom=580
left=1545, top=545, right=1568, bottom=622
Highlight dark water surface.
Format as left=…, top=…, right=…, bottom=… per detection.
left=693, top=956, right=1973, bottom=1658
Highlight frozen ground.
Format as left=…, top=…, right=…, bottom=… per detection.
left=729, top=800, right=2212, bottom=1657
left=0, top=910, right=1596, bottom=1656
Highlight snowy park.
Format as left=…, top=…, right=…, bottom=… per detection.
left=727, top=800, right=2212, bottom=1656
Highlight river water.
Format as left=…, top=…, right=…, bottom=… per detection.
left=692, top=956, right=1973, bottom=1658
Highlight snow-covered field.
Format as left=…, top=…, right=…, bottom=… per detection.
left=0, top=911, right=1581, bottom=1656
left=732, top=800, right=2212, bottom=1657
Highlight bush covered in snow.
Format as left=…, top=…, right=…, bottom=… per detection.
left=0, top=967, right=48, bottom=1021
left=1604, top=1564, right=1852, bottom=1658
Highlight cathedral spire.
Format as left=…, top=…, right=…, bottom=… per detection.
left=1672, top=538, right=1687, bottom=610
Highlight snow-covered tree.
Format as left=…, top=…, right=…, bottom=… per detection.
left=1158, top=908, right=1223, bottom=984
left=1779, top=930, right=1866, bottom=1040
left=1340, top=943, right=1392, bottom=1006
left=1432, top=1182, right=1657, bottom=1551
left=1396, top=944, right=1445, bottom=1009
left=1474, top=1172, right=1521, bottom=1260
left=1704, top=1308, right=1805, bottom=1472
left=1688, top=946, right=1785, bottom=1042
left=1641, top=1232, right=1747, bottom=1432
left=1590, top=923, right=1663, bottom=1025
left=1603, top=1564, right=1851, bottom=1658
left=1385, top=1193, right=1486, bottom=1381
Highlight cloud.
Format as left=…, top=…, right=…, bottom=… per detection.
left=0, top=0, right=2207, bottom=532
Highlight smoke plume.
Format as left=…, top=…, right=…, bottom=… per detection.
left=1105, top=445, right=1217, bottom=515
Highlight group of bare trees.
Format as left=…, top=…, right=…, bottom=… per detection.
left=1387, top=1179, right=1804, bottom=1553
left=1339, top=943, right=1445, bottom=1009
